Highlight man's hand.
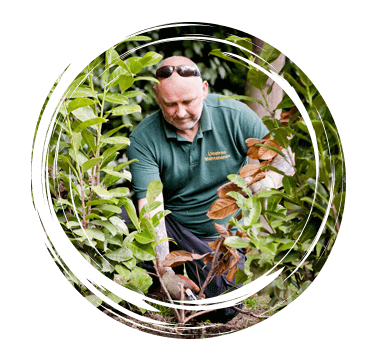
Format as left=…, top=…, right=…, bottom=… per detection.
left=161, top=271, right=200, bottom=300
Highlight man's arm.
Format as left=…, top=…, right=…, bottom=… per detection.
left=138, top=193, right=174, bottom=275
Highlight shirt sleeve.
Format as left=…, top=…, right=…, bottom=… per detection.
left=236, top=102, right=270, bottom=155
left=127, top=136, right=161, bottom=199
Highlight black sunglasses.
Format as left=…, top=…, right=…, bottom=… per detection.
left=156, top=65, right=201, bottom=79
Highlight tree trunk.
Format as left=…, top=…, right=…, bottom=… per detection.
left=245, top=37, right=286, bottom=120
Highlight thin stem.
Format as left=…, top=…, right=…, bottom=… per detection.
left=153, top=263, right=181, bottom=322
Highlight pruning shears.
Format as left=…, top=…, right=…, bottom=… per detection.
left=185, top=288, right=202, bottom=306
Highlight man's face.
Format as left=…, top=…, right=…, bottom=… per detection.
left=154, top=69, right=208, bottom=132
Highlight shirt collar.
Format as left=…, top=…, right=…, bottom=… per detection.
left=161, top=100, right=213, bottom=140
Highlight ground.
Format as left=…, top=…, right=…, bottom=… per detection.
left=101, top=294, right=276, bottom=339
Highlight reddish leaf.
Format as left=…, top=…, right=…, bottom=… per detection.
left=217, top=182, right=243, bottom=199
left=226, top=265, right=238, bottom=282
left=245, top=138, right=265, bottom=147
left=235, top=229, right=248, bottom=239
left=203, top=253, right=213, bottom=265
left=213, top=223, right=229, bottom=238
left=258, top=139, right=282, bottom=160
left=247, top=145, right=260, bottom=159
left=239, top=163, right=264, bottom=178
left=245, top=172, right=266, bottom=186
left=279, top=107, right=299, bottom=126
left=207, top=198, right=239, bottom=219
left=262, top=133, right=271, bottom=141
left=227, top=247, right=240, bottom=270
left=215, top=261, right=227, bottom=276
left=162, top=250, right=207, bottom=267
left=208, top=238, right=227, bottom=253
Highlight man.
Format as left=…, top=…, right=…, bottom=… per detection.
left=125, top=55, right=291, bottom=322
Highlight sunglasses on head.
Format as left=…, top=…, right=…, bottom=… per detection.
left=156, top=65, right=201, bottom=79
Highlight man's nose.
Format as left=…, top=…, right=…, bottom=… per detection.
left=175, top=104, right=187, bottom=118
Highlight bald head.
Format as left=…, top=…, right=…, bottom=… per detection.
left=154, top=56, right=202, bottom=95
left=153, top=56, right=209, bottom=133
left=157, top=55, right=198, bottom=71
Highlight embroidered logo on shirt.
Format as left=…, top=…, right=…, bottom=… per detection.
left=205, top=151, right=230, bottom=161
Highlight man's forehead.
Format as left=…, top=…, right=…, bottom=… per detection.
left=158, top=56, right=197, bottom=68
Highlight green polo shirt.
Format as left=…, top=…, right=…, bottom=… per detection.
left=128, top=94, right=269, bottom=238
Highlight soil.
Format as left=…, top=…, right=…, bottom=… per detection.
left=100, top=290, right=272, bottom=339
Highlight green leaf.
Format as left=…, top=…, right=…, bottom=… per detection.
left=297, top=68, right=312, bottom=88
left=98, top=93, right=129, bottom=105
left=298, top=280, right=312, bottom=295
left=325, top=121, right=339, bottom=144
left=104, top=124, right=132, bottom=138
left=128, top=266, right=153, bottom=294
left=90, top=186, right=113, bottom=199
left=123, top=36, right=151, bottom=42
left=109, top=216, right=129, bottom=235
left=124, top=90, right=146, bottom=98
left=282, top=176, right=297, bottom=196
left=270, top=127, right=290, bottom=148
left=125, top=57, right=143, bottom=75
left=71, top=105, right=97, bottom=121
left=310, top=120, right=327, bottom=139
left=227, top=174, right=251, bottom=195
left=259, top=42, right=281, bottom=69
left=73, top=228, right=105, bottom=241
left=101, top=136, right=130, bottom=146
left=234, top=269, right=248, bottom=285
left=247, top=67, right=269, bottom=91
left=91, top=220, right=118, bottom=236
left=139, top=51, right=162, bottom=67
left=244, top=196, right=262, bottom=226
left=134, top=76, right=160, bottom=84
left=69, top=87, right=97, bottom=99
left=151, top=210, right=171, bottom=227
left=218, top=95, right=263, bottom=106
left=301, top=196, right=328, bottom=214
left=260, top=165, right=286, bottom=176
left=146, top=180, right=163, bottom=205
left=95, top=204, right=122, bottom=214
left=276, top=96, right=295, bottom=110
left=333, top=191, right=345, bottom=215
left=109, top=105, right=141, bottom=117
left=134, top=231, right=154, bottom=244
left=85, top=295, right=102, bottom=307
left=105, top=248, right=133, bottom=262
left=224, top=236, right=250, bottom=249
left=128, top=241, right=156, bottom=261
left=68, top=98, right=96, bottom=113
left=140, top=200, right=162, bottom=219
left=108, top=187, right=130, bottom=197
left=82, top=157, right=102, bottom=173
left=74, top=118, right=107, bottom=133
left=313, top=256, right=328, bottom=273
left=71, top=132, right=82, bottom=154
left=294, top=120, right=309, bottom=133
left=299, top=216, right=322, bottom=242
left=107, top=293, right=122, bottom=304
left=124, top=199, right=140, bottom=231
left=118, top=75, right=135, bottom=93
left=102, top=168, right=131, bottom=182
left=283, top=73, right=307, bottom=96
left=209, top=49, right=250, bottom=68
left=140, top=217, right=156, bottom=239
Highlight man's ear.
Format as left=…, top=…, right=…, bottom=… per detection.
left=202, top=80, right=209, bottom=100
left=153, top=85, right=161, bottom=104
